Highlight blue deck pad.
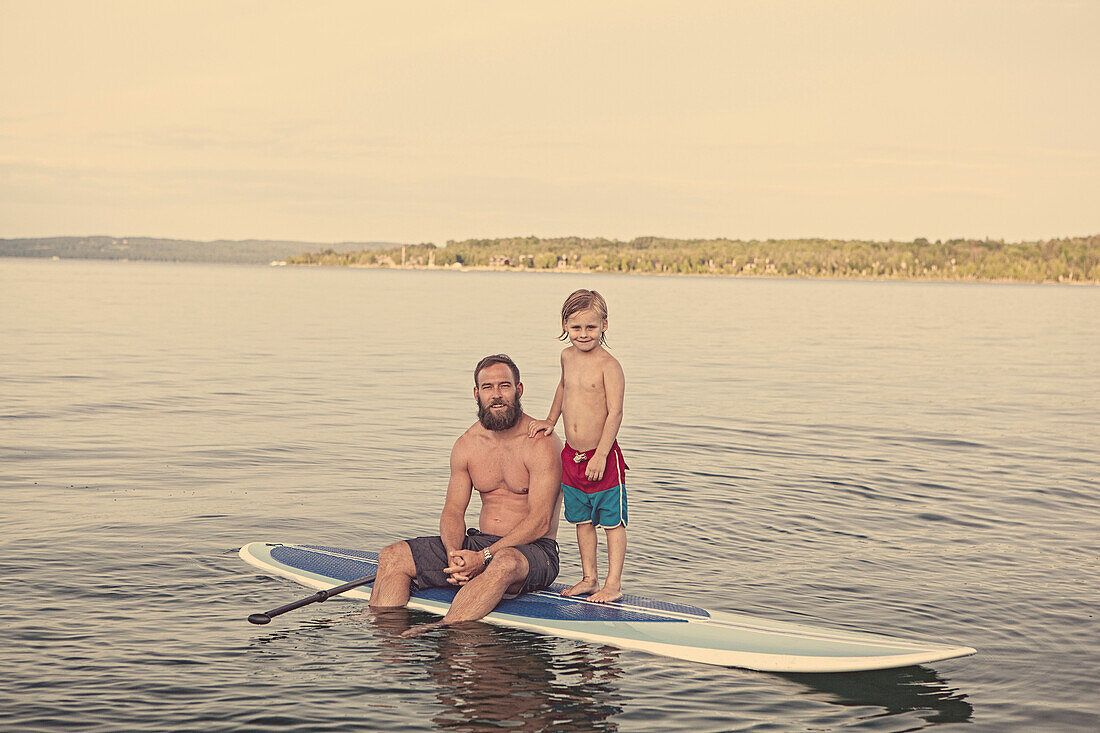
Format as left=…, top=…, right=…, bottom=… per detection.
left=280, top=544, right=708, bottom=623
left=414, top=586, right=688, bottom=622
left=301, top=545, right=381, bottom=562
left=273, top=545, right=378, bottom=583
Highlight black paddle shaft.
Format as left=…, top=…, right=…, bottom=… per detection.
left=247, top=573, right=377, bottom=625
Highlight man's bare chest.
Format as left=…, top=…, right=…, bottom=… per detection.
left=469, top=447, right=530, bottom=496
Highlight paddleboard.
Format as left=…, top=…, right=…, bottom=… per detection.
left=240, top=542, right=976, bottom=673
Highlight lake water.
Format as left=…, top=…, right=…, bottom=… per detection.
left=3, top=258, right=1098, bottom=731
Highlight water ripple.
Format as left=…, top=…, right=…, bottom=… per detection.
left=4, top=262, right=1099, bottom=731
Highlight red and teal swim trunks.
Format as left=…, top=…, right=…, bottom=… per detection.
left=561, top=441, right=628, bottom=528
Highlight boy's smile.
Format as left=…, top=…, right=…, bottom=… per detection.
left=564, top=308, right=606, bottom=352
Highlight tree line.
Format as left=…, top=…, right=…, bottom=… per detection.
left=288, top=235, right=1100, bottom=283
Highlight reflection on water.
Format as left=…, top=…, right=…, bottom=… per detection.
left=371, top=609, right=625, bottom=732
left=252, top=602, right=972, bottom=731
left=782, top=666, right=973, bottom=725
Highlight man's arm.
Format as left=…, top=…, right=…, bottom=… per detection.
left=439, top=436, right=474, bottom=555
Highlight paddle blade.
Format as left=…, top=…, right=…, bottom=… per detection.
left=247, top=613, right=272, bottom=625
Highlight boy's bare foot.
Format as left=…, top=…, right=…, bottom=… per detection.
left=561, top=578, right=600, bottom=597
left=587, top=585, right=623, bottom=604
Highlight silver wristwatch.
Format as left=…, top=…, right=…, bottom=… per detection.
left=482, top=548, right=493, bottom=566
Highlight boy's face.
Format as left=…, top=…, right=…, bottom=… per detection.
left=564, top=308, right=606, bottom=352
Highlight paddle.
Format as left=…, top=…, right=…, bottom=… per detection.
left=247, top=572, right=377, bottom=624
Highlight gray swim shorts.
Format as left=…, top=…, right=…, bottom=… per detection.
left=406, top=529, right=559, bottom=596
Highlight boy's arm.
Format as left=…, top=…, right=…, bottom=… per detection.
left=528, top=356, right=566, bottom=437
left=546, top=376, right=565, bottom=424
left=586, top=358, right=625, bottom=480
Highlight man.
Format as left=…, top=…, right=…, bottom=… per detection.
left=370, top=354, right=564, bottom=633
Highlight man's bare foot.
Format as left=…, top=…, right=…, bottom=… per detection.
left=587, top=585, right=623, bottom=604
left=561, top=578, right=600, bottom=597
left=400, top=620, right=445, bottom=638
left=366, top=606, right=412, bottom=635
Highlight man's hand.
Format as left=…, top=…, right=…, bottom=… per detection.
left=444, top=549, right=486, bottom=585
left=585, top=452, right=608, bottom=481
left=527, top=419, right=555, bottom=438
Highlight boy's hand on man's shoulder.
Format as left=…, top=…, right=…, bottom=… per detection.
left=527, top=419, right=555, bottom=438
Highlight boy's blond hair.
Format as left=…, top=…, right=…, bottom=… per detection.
left=559, top=289, right=609, bottom=346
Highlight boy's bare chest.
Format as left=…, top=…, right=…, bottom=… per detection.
left=563, top=364, right=605, bottom=395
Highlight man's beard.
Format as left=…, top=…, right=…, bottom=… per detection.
left=478, top=395, right=523, bottom=431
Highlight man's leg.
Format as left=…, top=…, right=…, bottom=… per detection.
left=369, top=540, right=417, bottom=608
left=401, top=548, right=530, bottom=636
left=441, top=547, right=530, bottom=623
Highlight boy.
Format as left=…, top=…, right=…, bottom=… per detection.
left=528, top=289, right=627, bottom=603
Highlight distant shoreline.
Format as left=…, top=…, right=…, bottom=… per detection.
left=5, top=234, right=1097, bottom=284
left=9, top=255, right=1099, bottom=285
left=289, top=235, right=1100, bottom=285
left=285, top=260, right=1098, bottom=285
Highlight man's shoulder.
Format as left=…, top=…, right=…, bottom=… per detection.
left=517, top=416, right=561, bottom=451
left=453, top=422, right=487, bottom=451
left=523, top=425, right=563, bottom=461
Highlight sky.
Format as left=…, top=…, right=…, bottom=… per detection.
left=2, top=0, right=1097, bottom=245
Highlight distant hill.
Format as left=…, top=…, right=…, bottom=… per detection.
left=0, top=236, right=402, bottom=265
